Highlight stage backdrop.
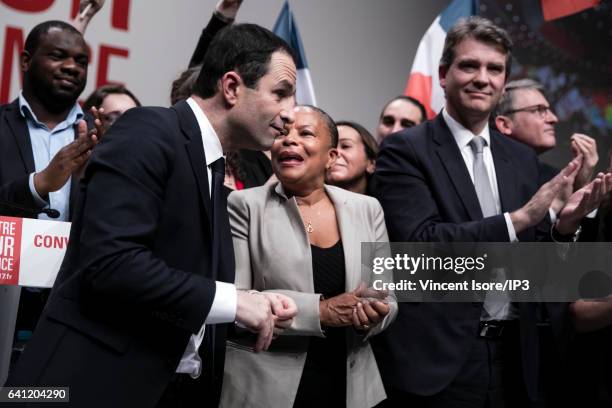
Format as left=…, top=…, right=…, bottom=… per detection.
left=0, top=0, right=449, bottom=134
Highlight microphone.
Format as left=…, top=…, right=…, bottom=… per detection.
left=0, top=199, right=60, bottom=219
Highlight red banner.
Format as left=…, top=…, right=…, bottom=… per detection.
left=0, top=0, right=132, bottom=104
left=0, top=216, right=23, bottom=285
left=541, top=0, right=600, bottom=21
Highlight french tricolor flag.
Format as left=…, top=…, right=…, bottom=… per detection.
left=273, top=0, right=317, bottom=106
left=405, top=0, right=478, bottom=119
left=404, top=0, right=600, bottom=120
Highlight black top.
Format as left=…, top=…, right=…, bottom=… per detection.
left=294, top=240, right=347, bottom=408
left=311, top=240, right=346, bottom=297
left=237, top=150, right=273, bottom=188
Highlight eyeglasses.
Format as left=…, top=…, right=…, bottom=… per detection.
left=504, top=104, right=555, bottom=118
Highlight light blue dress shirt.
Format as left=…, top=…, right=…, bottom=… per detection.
left=19, top=92, right=83, bottom=222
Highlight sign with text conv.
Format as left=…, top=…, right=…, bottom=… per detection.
left=0, top=216, right=70, bottom=288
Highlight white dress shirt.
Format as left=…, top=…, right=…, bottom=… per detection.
left=175, top=97, right=237, bottom=378
left=442, top=109, right=517, bottom=242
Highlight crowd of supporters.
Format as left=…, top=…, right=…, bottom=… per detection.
left=1, top=1, right=611, bottom=407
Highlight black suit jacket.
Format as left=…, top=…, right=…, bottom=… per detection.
left=188, top=13, right=230, bottom=68
left=237, top=150, right=273, bottom=188
left=0, top=99, right=84, bottom=218
left=9, top=101, right=234, bottom=407
left=372, top=114, right=554, bottom=400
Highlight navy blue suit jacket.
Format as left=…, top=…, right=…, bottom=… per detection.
left=9, top=101, right=234, bottom=407
left=372, top=114, right=556, bottom=400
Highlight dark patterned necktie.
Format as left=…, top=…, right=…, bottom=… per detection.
left=203, top=157, right=229, bottom=393
left=209, top=157, right=226, bottom=277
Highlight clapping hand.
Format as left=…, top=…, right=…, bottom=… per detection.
left=556, top=171, right=612, bottom=235
left=571, top=134, right=598, bottom=191
left=551, top=134, right=598, bottom=214
left=511, top=155, right=581, bottom=233
left=551, top=154, right=582, bottom=215
left=34, top=119, right=99, bottom=197
left=73, top=119, right=101, bottom=180
left=90, top=106, right=106, bottom=139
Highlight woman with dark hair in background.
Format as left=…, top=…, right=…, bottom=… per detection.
left=83, top=83, right=141, bottom=132
left=326, top=121, right=378, bottom=195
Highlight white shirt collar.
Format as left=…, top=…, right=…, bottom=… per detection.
left=185, top=97, right=224, bottom=166
left=442, top=108, right=491, bottom=150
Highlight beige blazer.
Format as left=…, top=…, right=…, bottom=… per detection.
left=220, top=183, right=397, bottom=408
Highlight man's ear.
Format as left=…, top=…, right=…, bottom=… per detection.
left=438, top=65, right=447, bottom=90
left=326, top=148, right=339, bottom=170
left=220, top=71, right=242, bottom=107
left=495, top=115, right=513, bottom=136
left=366, top=159, right=376, bottom=175
left=21, top=51, right=32, bottom=73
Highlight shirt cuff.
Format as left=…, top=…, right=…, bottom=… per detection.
left=28, top=173, right=49, bottom=207
left=204, top=281, right=237, bottom=324
left=213, top=9, right=235, bottom=23
left=551, top=222, right=581, bottom=243
left=586, top=209, right=598, bottom=219
left=548, top=208, right=557, bottom=225
left=503, top=212, right=518, bottom=242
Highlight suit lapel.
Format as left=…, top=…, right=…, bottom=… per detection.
left=273, top=182, right=312, bottom=251
left=69, top=112, right=97, bottom=218
left=68, top=173, right=79, bottom=220
left=490, top=132, right=519, bottom=212
left=5, top=100, right=35, bottom=174
left=174, top=101, right=213, bottom=233
left=216, top=191, right=235, bottom=283
left=68, top=119, right=86, bottom=221
left=432, top=115, right=483, bottom=220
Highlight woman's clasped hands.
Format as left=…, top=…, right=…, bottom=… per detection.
left=319, top=282, right=390, bottom=331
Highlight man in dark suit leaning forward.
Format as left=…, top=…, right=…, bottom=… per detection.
left=373, top=16, right=612, bottom=408
left=9, top=24, right=298, bottom=407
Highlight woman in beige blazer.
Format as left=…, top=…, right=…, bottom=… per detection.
left=220, top=106, right=397, bottom=408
